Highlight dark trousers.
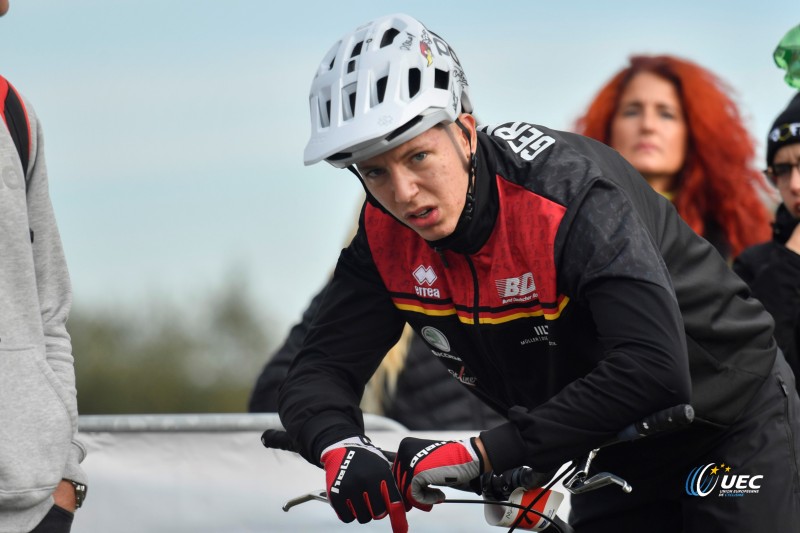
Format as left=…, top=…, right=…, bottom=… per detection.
left=29, top=506, right=73, bottom=533
left=569, top=350, right=800, bottom=532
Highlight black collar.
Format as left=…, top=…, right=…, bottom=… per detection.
left=773, top=203, right=800, bottom=245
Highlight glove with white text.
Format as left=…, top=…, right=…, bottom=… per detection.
left=393, top=437, right=484, bottom=511
left=320, top=436, right=408, bottom=532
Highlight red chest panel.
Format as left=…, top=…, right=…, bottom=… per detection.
left=365, top=176, right=569, bottom=324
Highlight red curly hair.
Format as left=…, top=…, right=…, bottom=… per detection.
left=574, top=55, right=772, bottom=258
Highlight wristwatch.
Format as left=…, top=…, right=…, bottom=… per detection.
left=68, top=480, right=87, bottom=509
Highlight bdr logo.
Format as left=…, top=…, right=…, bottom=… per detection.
left=686, top=463, right=764, bottom=497
left=495, top=272, right=535, bottom=298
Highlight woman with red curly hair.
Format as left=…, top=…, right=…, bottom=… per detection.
left=575, top=55, right=773, bottom=259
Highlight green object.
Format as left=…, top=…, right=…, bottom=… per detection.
left=774, top=24, right=800, bottom=89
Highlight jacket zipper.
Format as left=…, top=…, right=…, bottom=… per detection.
left=464, top=255, right=512, bottom=406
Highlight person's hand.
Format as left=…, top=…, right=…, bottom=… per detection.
left=393, top=437, right=483, bottom=511
left=320, top=436, right=407, bottom=532
left=52, top=480, right=77, bottom=512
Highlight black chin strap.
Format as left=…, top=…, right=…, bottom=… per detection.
left=455, top=118, right=477, bottom=223
left=347, top=164, right=389, bottom=213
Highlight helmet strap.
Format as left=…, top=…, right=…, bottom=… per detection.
left=347, top=164, right=391, bottom=214
left=455, top=118, right=477, bottom=223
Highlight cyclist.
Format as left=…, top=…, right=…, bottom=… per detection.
left=278, top=13, right=800, bottom=532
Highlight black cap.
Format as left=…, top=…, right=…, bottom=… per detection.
left=767, top=92, right=800, bottom=167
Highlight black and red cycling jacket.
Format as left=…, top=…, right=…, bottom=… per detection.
left=278, top=122, right=776, bottom=473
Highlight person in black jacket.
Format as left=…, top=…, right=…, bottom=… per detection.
left=575, top=54, right=774, bottom=261
left=248, top=282, right=505, bottom=430
left=734, top=92, right=800, bottom=393
left=276, top=14, right=800, bottom=533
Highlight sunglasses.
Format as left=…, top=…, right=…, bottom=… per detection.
left=766, top=161, right=800, bottom=183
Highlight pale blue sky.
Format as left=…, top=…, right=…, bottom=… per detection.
left=1, top=1, right=796, bottom=334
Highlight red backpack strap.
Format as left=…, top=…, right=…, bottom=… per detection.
left=0, top=74, right=31, bottom=178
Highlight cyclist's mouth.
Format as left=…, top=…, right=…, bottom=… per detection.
left=405, top=207, right=440, bottom=229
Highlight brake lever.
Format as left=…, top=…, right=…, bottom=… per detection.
left=562, top=449, right=632, bottom=495
left=282, top=489, right=328, bottom=512
left=564, top=472, right=632, bottom=494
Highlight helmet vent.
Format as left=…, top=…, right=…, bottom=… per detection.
left=434, top=69, right=449, bottom=90
left=408, top=68, right=421, bottom=98
left=341, top=83, right=358, bottom=120
left=376, top=76, right=388, bottom=104
left=322, top=99, right=331, bottom=127
left=327, top=151, right=352, bottom=162
left=380, top=28, right=400, bottom=48
left=348, top=91, right=357, bottom=117
left=351, top=41, right=363, bottom=58
left=347, top=60, right=356, bottom=73
left=386, top=115, right=423, bottom=142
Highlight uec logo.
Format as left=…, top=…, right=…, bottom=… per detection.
left=685, top=463, right=720, bottom=497
left=686, top=463, right=764, bottom=497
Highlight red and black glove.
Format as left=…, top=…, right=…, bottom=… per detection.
left=392, top=437, right=484, bottom=511
left=320, top=436, right=408, bottom=532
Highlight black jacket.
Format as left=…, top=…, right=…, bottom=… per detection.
left=279, top=123, right=776, bottom=473
left=734, top=203, right=800, bottom=390
left=249, top=284, right=505, bottom=430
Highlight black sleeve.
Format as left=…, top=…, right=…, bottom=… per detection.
left=277, top=226, right=406, bottom=464
left=481, top=180, right=691, bottom=472
left=731, top=246, right=761, bottom=285
left=248, top=283, right=329, bottom=412
left=737, top=244, right=800, bottom=388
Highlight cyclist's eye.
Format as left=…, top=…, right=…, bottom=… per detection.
left=412, top=152, right=428, bottom=162
left=362, top=168, right=384, bottom=180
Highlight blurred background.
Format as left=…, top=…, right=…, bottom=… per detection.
left=1, top=0, right=796, bottom=413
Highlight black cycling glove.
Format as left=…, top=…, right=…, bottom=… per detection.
left=320, top=436, right=408, bottom=532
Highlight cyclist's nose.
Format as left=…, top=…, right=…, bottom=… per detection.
left=391, top=171, right=419, bottom=204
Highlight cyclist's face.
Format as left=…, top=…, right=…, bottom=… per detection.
left=609, top=71, right=688, bottom=194
left=356, top=115, right=474, bottom=241
left=773, top=143, right=800, bottom=218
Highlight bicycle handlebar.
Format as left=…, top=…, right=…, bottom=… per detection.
left=260, top=429, right=399, bottom=462
left=263, top=404, right=694, bottom=533
left=615, top=403, right=694, bottom=442
left=261, top=403, right=694, bottom=464
left=480, top=403, right=695, bottom=500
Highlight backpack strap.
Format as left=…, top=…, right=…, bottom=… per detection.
left=0, top=74, right=31, bottom=179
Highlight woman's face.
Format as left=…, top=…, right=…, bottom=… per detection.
left=609, top=71, right=688, bottom=193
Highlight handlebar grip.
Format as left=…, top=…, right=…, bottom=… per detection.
left=616, top=404, right=694, bottom=442
left=261, top=429, right=301, bottom=453
left=261, top=429, right=397, bottom=462
left=514, top=467, right=555, bottom=491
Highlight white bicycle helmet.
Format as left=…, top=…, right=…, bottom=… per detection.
left=303, top=13, right=473, bottom=168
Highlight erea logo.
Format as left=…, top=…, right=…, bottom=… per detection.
left=685, top=462, right=764, bottom=498
left=413, top=265, right=437, bottom=286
